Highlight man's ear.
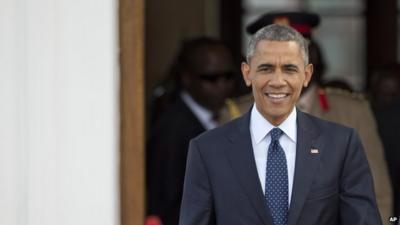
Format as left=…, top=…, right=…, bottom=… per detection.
left=303, top=63, right=314, bottom=87
left=241, top=62, right=252, bottom=87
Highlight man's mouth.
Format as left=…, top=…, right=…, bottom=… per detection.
left=264, top=92, right=289, bottom=102
left=267, top=93, right=287, bottom=98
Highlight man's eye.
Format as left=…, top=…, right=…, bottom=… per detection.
left=285, top=68, right=298, bottom=73
left=258, top=67, right=273, bottom=72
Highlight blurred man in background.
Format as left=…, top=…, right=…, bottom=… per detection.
left=370, top=64, right=400, bottom=215
left=146, top=37, right=235, bottom=225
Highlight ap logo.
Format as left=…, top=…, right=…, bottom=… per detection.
left=389, top=216, right=398, bottom=224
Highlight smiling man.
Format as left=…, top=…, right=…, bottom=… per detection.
left=179, top=24, right=381, bottom=225
left=241, top=38, right=312, bottom=126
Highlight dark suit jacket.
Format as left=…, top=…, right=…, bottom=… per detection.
left=147, top=96, right=206, bottom=225
left=374, top=99, right=400, bottom=214
left=180, top=109, right=382, bottom=225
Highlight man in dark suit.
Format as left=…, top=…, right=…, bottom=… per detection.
left=146, top=37, right=236, bottom=225
left=179, top=24, right=381, bottom=225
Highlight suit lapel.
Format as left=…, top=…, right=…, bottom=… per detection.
left=287, top=110, right=322, bottom=225
left=224, top=112, right=274, bottom=225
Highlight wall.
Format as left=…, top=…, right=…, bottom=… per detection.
left=0, top=0, right=119, bottom=224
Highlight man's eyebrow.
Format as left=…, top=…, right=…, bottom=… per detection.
left=283, top=64, right=299, bottom=69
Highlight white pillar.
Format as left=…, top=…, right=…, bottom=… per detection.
left=0, top=0, right=119, bottom=224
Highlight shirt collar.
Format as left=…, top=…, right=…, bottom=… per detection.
left=250, top=104, right=297, bottom=144
left=180, top=91, right=217, bottom=130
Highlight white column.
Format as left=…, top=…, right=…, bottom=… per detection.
left=0, top=0, right=119, bottom=224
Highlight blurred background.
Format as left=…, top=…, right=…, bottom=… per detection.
left=1, top=0, right=400, bottom=225
left=146, top=0, right=398, bottom=96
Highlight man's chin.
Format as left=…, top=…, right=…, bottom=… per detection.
left=258, top=107, right=290, bottom=122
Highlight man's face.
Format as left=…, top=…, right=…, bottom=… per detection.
left=184, top=45, right=235, bottom=113
left=242, top=40, right=313, bottom=125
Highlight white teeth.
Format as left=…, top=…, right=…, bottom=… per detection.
left=267, top=93, right=286, bottom=98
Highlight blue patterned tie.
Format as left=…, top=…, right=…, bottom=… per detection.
left=265, top=128, right=288, bottom=225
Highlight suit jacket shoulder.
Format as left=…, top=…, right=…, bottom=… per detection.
left=299, top=109, right=353, bottom=133
left=151, top=97, right=205, bottom=134
left=147, top=97, right=206, bottom=225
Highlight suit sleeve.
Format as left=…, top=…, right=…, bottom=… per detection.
left=340, top=129, right=383, bottom=225
left=179, top=139, right=215, bottom=225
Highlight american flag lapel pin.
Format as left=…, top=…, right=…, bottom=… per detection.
left=310, top=148, right=319, bottom=154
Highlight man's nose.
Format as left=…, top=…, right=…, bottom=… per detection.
left=269, top=71, right=285, bottom=87
left=215, top=77, right=234, bottom=93
left=215, top=77, right=228, bottom=86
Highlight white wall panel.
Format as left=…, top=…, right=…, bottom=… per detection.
left=0, top=0, right=28, bottom=224
left=0, top=0, right=119, bottom=224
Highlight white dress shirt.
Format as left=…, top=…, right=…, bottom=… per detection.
left=181, top=91, right=218, bottom=130
left=249, top=104, right=297, bottom=205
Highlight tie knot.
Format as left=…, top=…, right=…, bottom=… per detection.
left=270, top=128, right=283, bottom=141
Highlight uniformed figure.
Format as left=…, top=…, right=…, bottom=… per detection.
left=221, top=11, right=393, bottom=223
